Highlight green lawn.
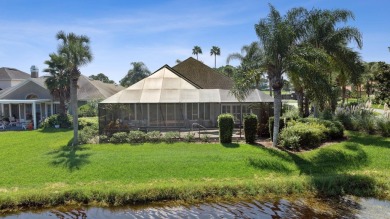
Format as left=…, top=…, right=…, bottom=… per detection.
left=0, top=129, right=389, bottom=210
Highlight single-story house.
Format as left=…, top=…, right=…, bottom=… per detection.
left=99, top=57, right=273, bottom=135
left=0, top=71, right=124, bottom=129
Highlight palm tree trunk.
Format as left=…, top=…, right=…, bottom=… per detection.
left=272, top=88, right=282, bottom=147
left=341, top=85, right=346, bottom=105
left=59, top=96, right=66, bottom=116
left=296, top=89, right=304, bottom=117
left=70, top=77, right=79, bottom=146
left=304, top=95, right=310, bottom=117
left=214, top=55, right=216, bottom=68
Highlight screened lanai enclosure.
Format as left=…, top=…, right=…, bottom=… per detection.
left=99, top=102, right=272, bottom=135
left=98, top=62, right=274, bottom=136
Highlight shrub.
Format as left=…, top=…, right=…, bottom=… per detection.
left=279, top=131, right=301, bottom=150
left=360, top=116, right=377, bottom=135
left=201, top=134, right=211, bottom=143
left=183, top=132, right=195, bottom=143
left=79, top=125, right=99, bottom=144
left=243, top=114, right=258, bottom=144
left=376, top=118, right=390, bottom=137
left=41, top=114, right=73, bottom=129
left=269, top=116, right=292, bottom=140
left=218, top=114, right=234, bottom=143
left=335, top=105, right=376, bottom=133
left=78, top=117, right=98, bottom=130
left=298, top=118, right=344, bottom=140
left=110, top=132, right=129, bottom=144
left=78, top=100, right=99, bottom=117
left=99, top=135, right=109, bottom=143
left=147, top=131, right=161, bottom=143
left=128, top=131, right=147, bottom=144
left=162, top=131, right=179, bottom=143
left=279, top=122, right=327, bottom=149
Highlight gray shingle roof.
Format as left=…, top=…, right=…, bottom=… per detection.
left=0, top=67, right=30, bottom=80
left=172, top=57, right=234, bottom=89
left=0, top=75, right=124, bottom=100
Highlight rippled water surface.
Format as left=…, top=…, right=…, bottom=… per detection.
left=1, top=197, right=389, bottom=219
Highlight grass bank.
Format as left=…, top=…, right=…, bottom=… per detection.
left=0, top=129, right=389, bottom=212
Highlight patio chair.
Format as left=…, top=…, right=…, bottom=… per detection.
left=9, top=117, right=17, bottom=126
left=0, top=122, right=5, bottom=130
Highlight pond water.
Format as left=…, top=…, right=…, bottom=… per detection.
left=1, top=196, right=389, bottom=219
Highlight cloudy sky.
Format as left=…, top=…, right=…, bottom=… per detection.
left=1, top=0, right=389, bottom=83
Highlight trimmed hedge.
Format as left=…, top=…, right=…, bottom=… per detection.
left=218, top=114, right=234, bottom=143
left=244, top=114, right=258, bottom=144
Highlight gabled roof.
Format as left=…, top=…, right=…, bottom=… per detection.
left=0, top=75, right=124, bottom=100
left=0, top=67, right=30, bottom=80
left=173, top=57, right=234, bottom=89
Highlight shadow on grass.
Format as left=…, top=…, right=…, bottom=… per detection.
left=221, top=143, right=239, bottom=148
left=347, top=131, right=390, bottom=149
left=39, top=127, right=72, bottom=133
left=250, top=141, right=377, bottom=197
left=47, top=145, right=91, bottom=172
left=248, top=157, right=293, bottom=174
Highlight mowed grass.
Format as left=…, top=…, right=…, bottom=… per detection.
left=0, top=128, right=389, bottom=210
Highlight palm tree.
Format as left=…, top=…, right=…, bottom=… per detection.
left=302, top=8, right=362, bottom=111
left=56, top=31, right=93, bottom=146
left=254, top=5, right=309, bottom=146
left=210, top=46, right=221, bottom=68
left=44, top=53, right=70, bottom=116
left=192, top=46, right=202, bottom=60
left=119, top=62, right=151, bottom=87
left=227, top=42, right=265, bottom=88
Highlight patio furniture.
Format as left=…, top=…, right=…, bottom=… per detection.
left=0, top=122, right=5, bottom=130
left=9, top=117, right=17, bottom=126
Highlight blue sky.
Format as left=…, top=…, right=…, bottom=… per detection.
left=0, top=0, right=389, bottom=83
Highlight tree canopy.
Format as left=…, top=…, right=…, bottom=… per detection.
left=89, top=73, right=115, bottom=84
left=119, top=62, right=151, bottom=87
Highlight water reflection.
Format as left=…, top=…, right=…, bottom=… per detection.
left=1, top=197, right=389, bottom=219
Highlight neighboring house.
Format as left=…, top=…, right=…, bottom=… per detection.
left=0, top=67, right=31, bottom=90
left=99, top=57, right=273, bottom=134
left=0, top=73, right=123, bottom=129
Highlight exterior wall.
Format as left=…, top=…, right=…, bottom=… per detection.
left=98, top=102, right=273, bottom=136
left=0, top=79, right=26, bottom=90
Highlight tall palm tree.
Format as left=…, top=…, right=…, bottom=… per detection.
left=44, top=53, right=70, bottom=116
left=192, top=46, right=202, bottom=60
left=254, top=5, right=308, bottom=146
left=56, top=31, right=93, bottom=146
left=210, top=46, right=221, bottom=68
left=119, top=62, right=151, bottom=87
